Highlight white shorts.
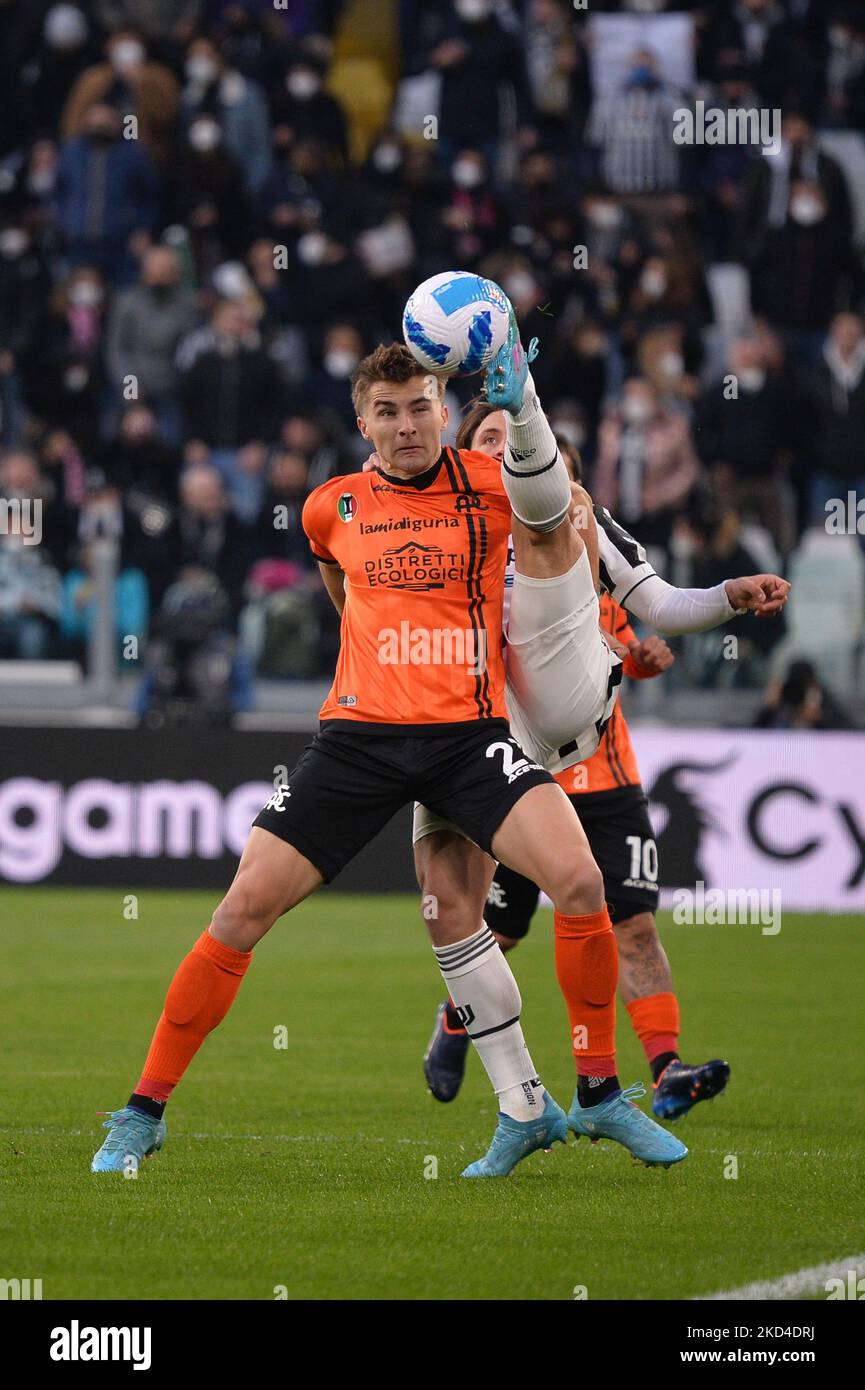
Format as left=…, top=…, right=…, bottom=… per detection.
left=505, top=548, right=622, bottom=775
left=412, top=549, right=622, bottom=845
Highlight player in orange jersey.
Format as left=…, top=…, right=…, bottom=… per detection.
left=423, top=428, right=730, bottom=1120
left=93, top=336, right=692, bottom=1178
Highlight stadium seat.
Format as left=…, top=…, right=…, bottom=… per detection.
left=327, top=56, right=395, bottom=164
left=706, top=263, right=752, bottom=337
left=329, top=0, right=398, bottom=164
left=769, top=527, right=865, bottom=695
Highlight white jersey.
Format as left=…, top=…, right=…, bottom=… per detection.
left=503, top=505, right=735, bottom=635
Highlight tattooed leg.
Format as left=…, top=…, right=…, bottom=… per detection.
left=613, top=912, right=673, bottom=1005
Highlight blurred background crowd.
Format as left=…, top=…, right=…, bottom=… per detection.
left=0, top=0, right=863, bottom=724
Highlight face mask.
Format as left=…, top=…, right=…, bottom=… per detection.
left=324, top=350, right=359, bottom=378
left=737, top=367, right=766, bottom=393
left=452, top=160, right=483, bottom=189
left=504, top=272, right=534, bottom=302
left=455, top=0, right=492, bottom=22
left=186, top=54, right=219, bottom=85
left=587, top=203, right=622, bottom=230
left=660, top=351, right=684, bottom=379
left=641, top=268, right=667, bottom=299
left=28, top=169, right=56, bottom=196
left=110, top=40, right=144, bottom=72
left=44, top=4, right=87, bottom=50
left=297, top=232, right=328, bottom=267
left=552, top=422, right=586, bottom=450
left=622, top=397, right=652, bottom=426
left=286, top=70, right=320, bottom=100
left=69, top=281, right=103, bottom=308
left=789, top=195, right=824, bottom=226
left=372, top=144, right=402, bottom=174
left=453, top=159, right=489, bottom=189
left=0, top=229, right=28, bottom=258
left=189, top=120, right=221, bottom=152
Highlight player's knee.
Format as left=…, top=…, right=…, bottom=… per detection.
left=551, top=859, right=605, bottom=915
left=421, top=883, right=479, bottom=938
left=211, top=882, right=277, bottom=949
left=493, top=932, right=521, bottom=953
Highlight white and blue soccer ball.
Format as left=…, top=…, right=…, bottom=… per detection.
left=402, top=271, right=511, bottom=378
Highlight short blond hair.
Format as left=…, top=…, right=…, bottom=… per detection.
left=351, top=343, right=445, bottom=415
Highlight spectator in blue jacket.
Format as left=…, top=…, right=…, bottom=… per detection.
left=53, top=101, right=161, bottom=285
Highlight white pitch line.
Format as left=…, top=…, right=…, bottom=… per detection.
left=0, top=1125, right=856, bottom=1161
left=696, top=1255, right=865, bottom=1301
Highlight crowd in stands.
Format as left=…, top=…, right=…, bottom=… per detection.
left=0, top=0, right=863, bottom=717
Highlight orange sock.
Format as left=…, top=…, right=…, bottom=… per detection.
left=554, top=907, right=617, bottom=1076
left=135, top=929, right=252, bottom=1101
left=626, top=992, right=680, bottom=1067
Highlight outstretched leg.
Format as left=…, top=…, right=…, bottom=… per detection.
left=91, top=830, right=322, bottom=1173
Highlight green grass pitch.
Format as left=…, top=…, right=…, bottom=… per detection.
left=2, top=888, right=863, bottom=1301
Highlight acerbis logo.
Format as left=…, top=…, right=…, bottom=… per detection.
left=50, top=1321, right=151, bottom=1371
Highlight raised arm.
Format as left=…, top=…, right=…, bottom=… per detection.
left=594, top=506, right=789, bottom=634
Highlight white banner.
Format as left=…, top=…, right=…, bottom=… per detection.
left=631, top=728, right=865, bottom=913
left=587, top=13, right=695, bottom=98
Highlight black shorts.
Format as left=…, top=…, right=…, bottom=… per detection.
left=486, top=784, right=659, bottom=936
left=252, top=718, right=553, bottom=883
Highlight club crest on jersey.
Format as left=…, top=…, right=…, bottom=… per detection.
left=454, top=492, right=487, bottom=513
left=338, top=493, right=357, bottom=523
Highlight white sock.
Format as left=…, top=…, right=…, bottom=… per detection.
left=503, top=371, right=572, bottom=532
left=433, top=924, right=544, bottom=1121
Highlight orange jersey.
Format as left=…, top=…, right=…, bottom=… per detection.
left=303, top=447, right=512, bottom=727
left=554, top=593, right=650, bottom=795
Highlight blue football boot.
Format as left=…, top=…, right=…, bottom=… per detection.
left=461, top=1090, right=568, bottom=1178
left=652, top=1058, right=730, bottom=1120
left=424, top=1001, right=470, bottom=1103
left=91, top=1106, right=167, bottom=1174
left=567, top=1082, right=688, bottom=1168
left=482, top=303, right=539, bottom=414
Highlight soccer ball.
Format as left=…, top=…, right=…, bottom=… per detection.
left=402, top=271, right=511, bottom=378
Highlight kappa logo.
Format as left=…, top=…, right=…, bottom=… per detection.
left=338, top=493, right=357, bottom=523
left=263, top=785, right=291, bottom=813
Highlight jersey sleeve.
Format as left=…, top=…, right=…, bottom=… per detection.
left=595, top=504, right=736, bottom=634
left=302, top=484, right=338, bottom=566
left=594, top=505, right=657, bottom=605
